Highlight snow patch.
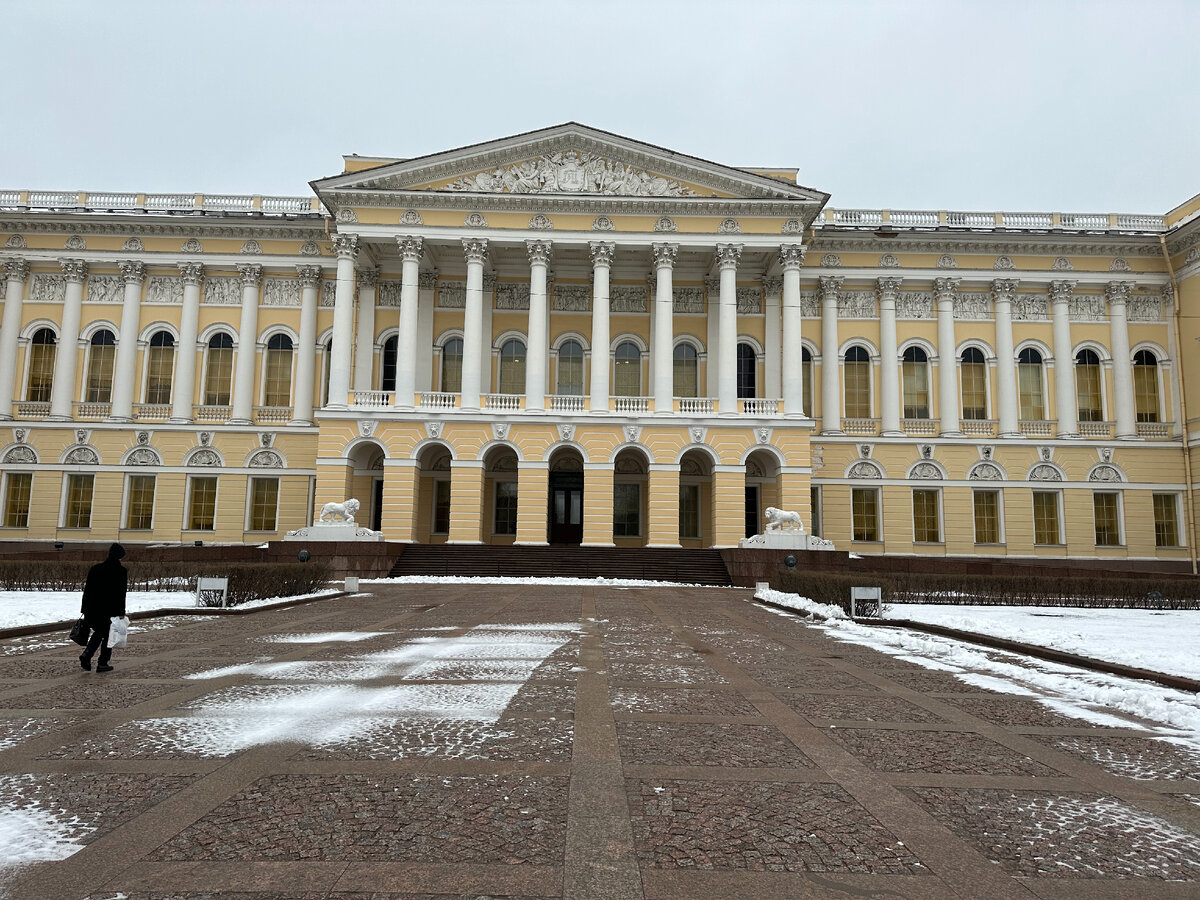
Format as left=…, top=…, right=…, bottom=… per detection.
left=754, top=588, right=848, bottom=620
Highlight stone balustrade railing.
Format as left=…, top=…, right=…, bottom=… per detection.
left=0, top=189, right=323, bottom=216
left=823, top=208, right=1167, bottom=233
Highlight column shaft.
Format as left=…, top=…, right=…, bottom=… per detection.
left=764, top=277, right=783, bottom=403
left=993, top=279, right=1020, bottom=436
left=935, top=278, right=961, bottom=435
left=526, top=240, right=551, bottom=410
left=589, top=243, right=613, bottom=412
left=170, top=263, right=203, bottom=422
left=327, top=234, right=359, bottom=409
left=819, top=276, right=843, bottom=434
left=230, top=265, right=263, bottom=424
left=0, top=260, right=29, bottom=419
left=716, top=243, right=741, bottom=413
left=878, top=277, right=902, bottom=434
left=1108, top=281, right=1137, bottom=438
left=108, top=262, right=145, bottom=422
left=461, top=240, right=487, bottom=409
left=1050, top=281, right=1077, bottom=437
left=292, top=266, right=321, bottom=425
left=353, top=268, right=378, bottom=392
left=49, top=260, right=87, bottom=420
left=651, top=243, right=676, bottom=412
left=395, top=237, right=423, bottom=409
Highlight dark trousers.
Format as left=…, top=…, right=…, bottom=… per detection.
left=82, top=618, right=111, bottom=666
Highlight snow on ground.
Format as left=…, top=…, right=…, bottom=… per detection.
left=367, top=575, right=730, bottom=588
left=886, top=603, right=1200, bottom=681
left=0, top=775, right=88, bottom=886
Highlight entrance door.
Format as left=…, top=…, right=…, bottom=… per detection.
left=548, top=471, right=584, bottom=544
left=372, top=478, right=383, bottom=532
left=744, top=485, right=760, bottom=538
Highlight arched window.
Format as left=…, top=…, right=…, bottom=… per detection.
left=1017, top=348, right=1044, bottom=420
left=901, top=346, right=929, bottom=419
left=843, top=346, right=871, bottom=418
left=1075, top=348, right=1103, bottom=422
left=1133, top=350, right=1159, bottom=423
left=614, top=341, right=641, bottom=397
left=736, top=342, right=756, bottom=399
left=960, top=347, right=987, bottom=420
left=380, top=335, right=397, bottom=394
left=802, top=347, right=813, bottom=415
left=86, top=330, right=116, bottom=403
left=673, top=343, right=698, bottom=398
left=498, top=338, right=526, bottom=394
left=556, top=340, right=584, bottom=395
left=145, top=331, right=175, bottom=404
left=26, top=328, right=56, bottom=402
left=204, top=333, right=234, bottom=405
left=263, top=334, right=294, bottom=407
left=441, top=337, right=463, bottom=393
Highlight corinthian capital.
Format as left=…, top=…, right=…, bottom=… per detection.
left=933, top=277, right=959, bottom=300
left=651, top=243, right=678, bottom=269
left=589, top=241, right=615, bottom=267
left=1105, top=280, right=1133, bottom=305
left=418, top=271, right=438, bottom=290
left=715, top=243, right=743, bottom=269
left=396, top=235, right=423, bottom=263
left=526, top=239, right=553, bottom=267
left=462, top=237, right=488, bottom=264
left=779, top=243, right=806, bottom=271
left=332, top=233, right=359, bottom=260
left=991, top=278, right=1019, bottom=300
left=762, top=276, right=783, bottom=294
left=236, top=264, right=263, bottom=288
left=178, top=262, right=204, bottom=286
left=876, top=276, right=903, bottom=300
left=817, top=275, right=843, bottom=297
left=356, top=267, right=379, bottom=289
left=60, top=259, right=87, bottom=282
left=296, top=265, right=322, bottom=288
left=3, top=258, right=29, bottom=282
left=1049, top=279, right=1075, bottom=304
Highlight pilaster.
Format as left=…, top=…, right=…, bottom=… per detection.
left=819, top=275, right=843, bottom=434
left=992, top=278, right=1021, bottom=437
left=1049, top=279, right=1078, bottom=438
left=515, top=460, right=550, bottom=544
left=447, top=458, right=485, bottom=543
left=877, top=276, right=902, bottom=435
left=354, top=266, right=379, bottom=392
left=645, top=463, right=681, bottom=547
left=582, top=463, right=615, bottom=546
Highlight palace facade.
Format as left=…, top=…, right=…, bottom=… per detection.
left=1, top=123, right=1199, bottom=566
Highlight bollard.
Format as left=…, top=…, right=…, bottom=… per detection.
left=345, top=576, right=359, bottom=593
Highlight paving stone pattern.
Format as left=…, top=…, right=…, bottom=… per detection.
left=0, top=583, right=1197, bottom=900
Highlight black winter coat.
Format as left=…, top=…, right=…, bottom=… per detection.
left=81, top=558, right=128, bottom=622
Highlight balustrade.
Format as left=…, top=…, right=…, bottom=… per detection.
left=253, top=406, right=291, bottom=424
left=549, top=395, right=586, bottom=412
left=841, top=418, right=880, bottom=436
left=132, top=403, right=171, bottom=421
left=15, top=402, right=50, bottom=418
left=484, top=393, right=522, bottom=411
left=741, top=398, right=780, bottom=415
left=351, top=390, right=392, bottom=408
left=961, top=419, right=997, bottom=437
left=902, top=418, right=938, bottom=436
left=1019, top=420, right=1053, bottom=436
left=419, top=392, right=458, bottom=410
left=1078, top=421, right=1114, bottom=438
left=73, top=402, right=111, bottom=420
left=1136, top=421, right=1172, bottom=438
left=614, top=396, right=651, bottom=414
left=195, top=405, right=232, bottom=422
left=678, top=397, right=714, bottom=415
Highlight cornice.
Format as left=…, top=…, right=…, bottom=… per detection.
left=0, top=216, right=324, bottom=240
left=1165, top=216, right=1200, bottom=257
left=810, top=229, right=1164, bottom=258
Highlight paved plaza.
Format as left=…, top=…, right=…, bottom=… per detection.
left=1, top=583, right=1200, bottom=899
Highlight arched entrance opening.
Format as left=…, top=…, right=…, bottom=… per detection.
left=547, top=446, right=584, bottom=545
left=416, top=442, right=453, bottom=543
left=743, top=449, right=781, bottom=539
left=483, top=445, right=519, bottom=544
left=679, top=448, right=714, bottom=548
left=612, top=447, right=649, bottom=548
left=345, top=440, right=385, bottom=532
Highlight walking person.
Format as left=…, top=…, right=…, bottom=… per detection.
left=78, top=543, right=128, bottom=673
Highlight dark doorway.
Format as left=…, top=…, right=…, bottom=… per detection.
left=744, top=485, right=760, bottom=538
left=372, top=478, right=384, bottom=532
left=548, top=471, right=584, bottom=545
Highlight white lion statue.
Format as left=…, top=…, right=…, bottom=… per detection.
left=764, top=506, right=805, bottom=534
left=318, top=498, right=360, bottom=525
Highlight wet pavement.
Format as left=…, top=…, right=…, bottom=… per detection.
left=1, top=583, right=1199, bottom=899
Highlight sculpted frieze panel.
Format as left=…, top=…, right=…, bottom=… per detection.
left=799, top=291, right=819, bottom=318
left=377, top=281, right=402, bottom=308
left=1128, top=295, right=1162, bottom=322
left=201, top=277, right=238, bottom=306
left=1011, top=293, right=1049, bottom=320
left=737, top=287, right=763, bottom=314
left=262, top=278, right=300, bottom=307
left=438, top=283, right=466, bottom=310
left=85, top=274, right=123, bottom=304
left=896, top=292, right=933, bottom=319
left=320, top=281, right=336, bottom=308
left=611, top=286, right=647, bottom=313
left=554, top=284, right=590, bottom=312
left=496, top=283, right=531, bottom=310
left=444, top=150, right=698, bottom=197
left=1069, top=295, right=1106, bottom=321
left=954, top=292, right=992, bottom=320
left=838, top=291, right=877, bottom=319
left=673, top=286, right=705, bottom=314
left=29, top=273, right=66, bottom=304
left=147, top=276, right=185, bottom=305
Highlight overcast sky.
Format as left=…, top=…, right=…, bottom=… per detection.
left=6, top=0, right=1197, bottom=215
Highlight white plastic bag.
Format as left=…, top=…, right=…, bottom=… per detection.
left=108, top=616, right=129, bottom=650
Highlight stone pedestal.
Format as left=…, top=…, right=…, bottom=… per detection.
left=284, top=523, right=384, bottom=542
left=738, top=532, right=835, bottom=551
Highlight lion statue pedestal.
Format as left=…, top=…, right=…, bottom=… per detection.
left=738, top=507, right=835, bottom=551
left=284, top=498, right=385, bottom=542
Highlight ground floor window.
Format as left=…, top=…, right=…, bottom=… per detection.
left=248, top=477, right=279, bottom=532
left=188, top=477, right=217, bottom=531
left=433, top=479, right=451, bottom=534
left=851, top=488, right=879, bottom=542
left=1093, top=492, right=1121, bottom=546
left=810, top=486, right=821, bottom=537
left=3, top=473, right=32, bottom=528
left=679, top=484, right=700, bottom=540
left=912, top=489, right=941, bottom=543
left=973, top=490, right=1000, bottom=544
left=1032, top=491, right=1061, bottom=545
left=614, top=483, right=640, bottom=537
left=63, top=473, right=94, bottom=529
left=1153, top=493, right=1180, bottom=547
left=494, top=481, right=518, bottom=535
left=125, top=474, right=156, bottom=530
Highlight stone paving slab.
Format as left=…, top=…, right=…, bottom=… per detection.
left=0, top=583, right=1196, bottom=899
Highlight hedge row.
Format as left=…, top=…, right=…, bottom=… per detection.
left=0, top=559, right=331, bottom=606
left=771, top=569, right=1200, bottom=614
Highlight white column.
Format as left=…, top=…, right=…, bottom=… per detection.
left=716, top=243, right=741, bottom=414
left=169, top=262, right=204, bottom=423
left=461, top=238, right=488, bottom=410
left=525, top=239, right=551, bottom=411
left=763, top=276, right=782, bottom=403
left=588, top=241, right=614, bottom=413
left=415, top=271, right=437, bottom=393
left=353, top=267, right=378, bottom=391
left=49, top=259, right=87, bottom=420
left=0, top=259, right=29, bottom=420
left=394, top=236, right=423, bottom=410
left=107, top=261, right=145, bottom=422
left=1108, top=280, right=1137, bottom=439
left=327, top=234, right=359, bottom=409
left=651, top=242, right=677, bottom=413
left=819, top=275, right=843, bottom=434
left=229, top=264, right=263, bottom=424
left=780, top=245, right=807, bottom=416
left=877, top=276, right=902, bottom=435
left=1050, top=279, right=1078, bottom=438
left=291, top=265, right=321, bottom=425
left=992, top=278, right=1020, bottom=437
left=934, top=277, right=961, bottom=436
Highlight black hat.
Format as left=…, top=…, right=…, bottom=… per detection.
left=108, top=543, right=126, bottom=560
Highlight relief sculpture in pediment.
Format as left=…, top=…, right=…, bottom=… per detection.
left=445, top=150, right=697, bottom=197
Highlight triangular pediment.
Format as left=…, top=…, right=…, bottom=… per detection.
left=312, top=123, right=828, bottom=205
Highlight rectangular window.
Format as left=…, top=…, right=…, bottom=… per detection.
left=125, top=474, right=156, bottom=530
left=3, top=473, right=32, bottom=528
left=27, top=343, right=55, bottom=402
left=87, top=345, right=116, bottom=403
left=63, top=473, right=94, bottom=529
left=494, top=480, right=518, bottom=535
left=1093, top=492, right=1121, bottom=546
left=433, top=479, right=451, bottom=534
left=851, top=488, right=879, bottom=542
left=1134, top=364, right=1159, bottom=423
left=1033, top=491, right=1061, bottom=545
left=1153, top=493, right=1180, bottom=548
left=912, top=489, right=941, bottom=543
left=810, top=485, right=821, bottom=538
left=205, top=346, right=234, bottom=405
left=844, top=360, right=871, bottom=418
left=188, top=476, right=218, bottom=531
left=613, top=483, right=640, bottom=537
left=263, top=348, right=293, bottom=407
left=961, top=363, right=987, bottom=420
left=679, top=484, right=700, bottom=539
left=902, top=361, right=929, bottom=418
left=1076, top=366, right=1103, bottom=422
left=145, top=345, right=174, bottom=404
left=1018, top=362, right=1044, bottom=420
left=973, top=490, right=1000, bottom=544
left=248, top=477, right=279, bottom=532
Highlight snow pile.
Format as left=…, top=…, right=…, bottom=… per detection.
left=754, top=588, right=847, bottom=620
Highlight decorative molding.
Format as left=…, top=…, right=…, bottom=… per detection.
left=838, top=290, right=876, bottom=319
left=248, top=449, right=284, bottom=468
left=356, top=267, right=379, bottom=289
left=876, top=277, right=903, bottom=302
left=781, top=218, right=804, bottom=235
left=1088, top=464, right=1123, bottom=483
left=263, top=277, right=300, bottom=307
left=1109, top=257, right=1131, bottom=272
left=493, top=422, right=511, bottom=440
left=611, top=285, right=646, bottom=313
left=623, top=424, right=642, bottom=443
left=820, top=253, right=842, bottom=267
left=181, top=238, right=203, bottom=253
left=296, top=265, right=322, bottom=288
left=399, top=209, right=423, bottom=226
left=437, top=283, right=465, bottom=309
left=779, top=244, right=806, bottom=270
left=202, top=276, right=239, bottom=306
left=994, top=256, right=1016, bottom=270
left=332, top=233, right=359, bottom=259
left=653, top=216, right=677, bottom=233
left=589, top=241, right=615, bottom=267
left=879, top=253, right=899, bottom=267
left=444, top=150, right=698, bottom=197
left=674, top=286, right=704, bottom=314
left=554, top=284, right=590, bottom=312
left=954, top=292, right=991, bottom=319
left=85, top=273, right=123, bottom=304
left=529, top=214, right=553, bottom=230
left=125, top=447, right=161, bottom=466
left=1011, top=293, right=1049, bottom=320
left=557, top=423, right=575, bottom=441
left=29, top=273, right=66, bottom=303
left=335, top=207, right=358, bottom=224
left=526, top=239, right=553, bottom=266
left=968, top=462, right=1004, bottom=481
left=122, top=237, right=143, bottom=252
left=63, top=446, right=100, bottom=465
left=761, top=277, right=782, bottom=294
left=461, top=237, right=488, bottom=264
left=651, top=243, right=678, bottom=268
left=936, top=254, right=957, bottom=269
left=426, top=422, right=443, bottom=439
left=3, top=258, right=29, bottom=281
left=64, top=235, right=86, bottom=251
left=299, top=240, right=322, bottom=256
left=1127, top=294, right=1162, bottom=322
left=1068, top=293, right=1106, bottom=321
left=2, top=445, right=36, bottom=464
left=418, top=271, right=438, bottom=290
left=358, top=420, right=377, bottom=437
left=177, top=262, right=204, bottom=286
left=1105, top=281, right=1133, bottom=304
left=1029, top=463, right=1062, bottom=481
left=236, top=263, right=263, bottom=288
left=718, top=217, right=741, bottom=234
left=847, top=460, right=883, bottom=479
left=496, top=282, right=531, bottom=310
left=715, top=243, right=742, bottom=268
left=736, top=287, right=762, bottom=314
left=60, top=259, right=87, bottom=282
left=1052, top=256, right=1074, bottom=271
left=592, top=215, right=615, bottom=231
left=5, top=235, right=27, bottom=249
left=241, top=240, right=262, bottom=254
left=909, top=462, right=942, bottom=480
left=185, top=447, right=222, bottom=467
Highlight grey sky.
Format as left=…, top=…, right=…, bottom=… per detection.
left=6, top=0, right=1197, bottom=215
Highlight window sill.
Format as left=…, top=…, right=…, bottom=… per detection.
left=973, top=542, right=1006, bottom=547
left=1033, top=543, right=1067, bottom=548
